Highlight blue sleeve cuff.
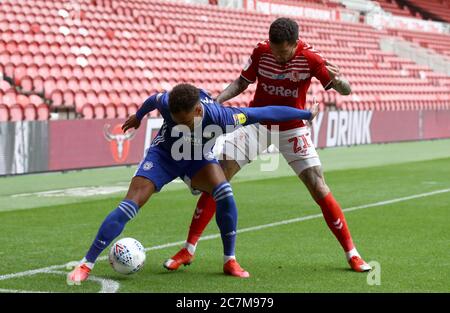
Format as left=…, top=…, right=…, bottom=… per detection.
left=135, top=109, right=145, bottom=121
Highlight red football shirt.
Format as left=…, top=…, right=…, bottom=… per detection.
left=240, top=40, right=332, bottom=130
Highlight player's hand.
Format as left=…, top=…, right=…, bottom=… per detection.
left=325, top=61, right=351, bottom=95
left=305, top=97, right=319, bottom=127
left=122, top=114, right=141, bottom=133
left=325, top=61, right=341, bottom=82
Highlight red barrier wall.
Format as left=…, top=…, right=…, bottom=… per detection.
left=48, top=118, right=147, bottom=171
left=45, top=110, right=450, bottom=172
left=422, top=110, right=450, bottom=140
left=311, top=110, right=450, bottom=148
left=370, top=111, right=420, bottom=143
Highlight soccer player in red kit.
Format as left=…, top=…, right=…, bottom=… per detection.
left=164, top=17, right=371, bottom=272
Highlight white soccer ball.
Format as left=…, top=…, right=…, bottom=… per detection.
left=109, top=237, right=146, bottom=275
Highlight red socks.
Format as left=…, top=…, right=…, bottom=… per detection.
left=186, top=192, right=217, bottom=246
left=186, top=191, right=355, bottom=254
left=316, top=193, right=354, bottom=252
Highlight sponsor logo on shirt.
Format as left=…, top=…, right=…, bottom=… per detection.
left=258, top=68, right=310, bottom=82
left=200, top=96, right=214, bottom=105
left=233, top=113, right=247, bottom=126
left=290, top=71, right=310, bottom=82
left=261, top=83, right=299, bottom=98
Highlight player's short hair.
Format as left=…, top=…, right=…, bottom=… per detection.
left=269, top=17, right=299, bottom=45
left=168, top=83, right=200, bottom=114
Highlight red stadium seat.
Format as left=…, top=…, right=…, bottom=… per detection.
left=2, top=89, right=17, bottom=107
left=105, top=103, right=117, bottom=119
left=29, top=94, right=44, bottom=106
left=116, top=103, right=128, bottom=119
left=82, top=103, right=95, bottom=119
left=43, top=78, right=57, bottom=98
left=108, top=91, right=121, bottom=105
left=63, top=90, right=75, bottom=107
left=19, top=75, right=34, bottom=92
left=0, top=104, right=9, bottom=121
left=0, top=80, right=11, bottom=93
left=23, top=104, right=37, bottom=120
left=94, top=104, right=106, bottom=119
left=74, top=92, right=87, bottom=113
left=16, top=94, right=30, bottom=107
left=98, top=90, right=110, bottom=105
left=50, top=90, right=63, bottom=107
left=37, top=104, right=50, bottom=120
left=38, top=64, right=51, bottom=78
left=127, top=103, right=138, bottom=115
left=9, top=104, right=24, bottom=121
left=13, top=64, right=27, bottom=85
left=55, top=77, right=68, bottom=91
left=32, top=76, right=45, bottom=93
left=86, top=89, right=98, bottom=105
left=67, top=77, right=79, bottom=91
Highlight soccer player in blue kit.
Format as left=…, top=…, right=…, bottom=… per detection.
left=67, top=83, right=318, bottom=284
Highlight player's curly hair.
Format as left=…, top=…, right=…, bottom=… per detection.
left=269, top=17, right=299, bottom=45
left=168, top=83, right=200, bottom=113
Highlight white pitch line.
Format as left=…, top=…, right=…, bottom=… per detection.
left=48, top=270, right=120, bottom=293
left=0, top=271, right=120, bottom=293
left=0, top=288, right=50, bottom=293
left=0, top=188, right=449, bottom=283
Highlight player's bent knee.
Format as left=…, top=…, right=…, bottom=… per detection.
left=314, top=184, right=330, bottom=200
left=126, top=176, right=156, bottom=208
left=299, top=166, right=330, bottom=200
left=219, top=159, right=241, bottom=181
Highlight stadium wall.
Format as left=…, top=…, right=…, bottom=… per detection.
left=47, top=118, right=148, bottom=171
left=312, top=110, right=450, bottom=148
left=0, top=121, right=48, bottom=175
left=0, top=110, right=449, bottom=175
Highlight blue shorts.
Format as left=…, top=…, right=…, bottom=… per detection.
left=134, top=145, right=219, bottom=192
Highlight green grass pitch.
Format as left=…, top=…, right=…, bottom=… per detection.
left=0, top=140, right=449, bottom=293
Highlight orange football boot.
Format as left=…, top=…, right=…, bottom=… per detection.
left=223, top=259, right=250, bottom=278
left=163, top=248, right=194, bottom=271
left=348, top=255, right=372, bottom=272
left=67, top=264, right=91, bottom=285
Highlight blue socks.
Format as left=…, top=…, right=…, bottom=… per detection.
left=85, top=200, right=139, bottom=263
left=212, top=182, right=237, bottom=257
left=84, top=183, right=237, bottom=265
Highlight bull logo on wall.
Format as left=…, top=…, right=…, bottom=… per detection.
left=103, top=124, right=136, bottom=163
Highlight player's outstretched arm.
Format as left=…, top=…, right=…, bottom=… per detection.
left=122, top=93, right=160, bottom=132
left=241, top=104, right=318, bottom=126
left=216, top=76, right=250, bottom=104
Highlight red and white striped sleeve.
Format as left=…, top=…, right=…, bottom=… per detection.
left=305, top=46, right=333, bottom=90
left=240, top=43, right=263, bottom=84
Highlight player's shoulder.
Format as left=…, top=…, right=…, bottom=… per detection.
left=298, top=40, right=326, bottom=60
left=149, top=90, right=168, bottom=109
left=156, top=91, right=166, bottom=100
left=198, top=89, right=220, bottom=116
left=151, top=90, right=167, bottom=102
left=199, top=89, right=215, bottom=105
left=253, top=40, right=271, bottom=53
